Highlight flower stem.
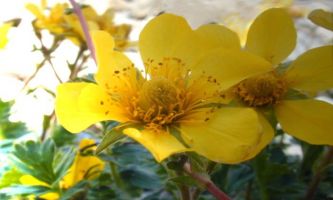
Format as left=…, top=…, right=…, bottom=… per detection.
left=183, top=162, right=231, bottom=200
left=68, top=0, right=96, bottom=63
left=305, top=146, right=333, bottom=200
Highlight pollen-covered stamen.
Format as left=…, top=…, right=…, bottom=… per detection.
left=235, top=72, right=287, bottom=107
left=132, top=77, right=186, bottom=128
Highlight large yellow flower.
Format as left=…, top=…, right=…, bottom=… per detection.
left=55, top=14, right=274, bottom=163
left=223, top=8, right=333, bottom=151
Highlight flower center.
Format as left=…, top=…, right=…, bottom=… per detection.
left=139, top=78, right=178, bottom=109
left=126, top=77, right=188, bottom=130
left=234, top=72, right=287, bottom=107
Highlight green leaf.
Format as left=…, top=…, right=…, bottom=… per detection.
left=0, top=185, right=51, bottom=196
left=96, top=123, right=140, bottom=154
left=283, top=89, right=308, bottom=100
left=0, top=100, right=28, bottom=139
left=60, top=181, right=89, bottom=200
left=120, top=167, right=163, bottom=189
left=168, top=126, right=190, bottom=148
left=10, top=139, right=73, bottom=186
left=96, top=129, right=126, bottom=154
left=51, top=126, right=76, bottom=147
left=54, top=147, right=75, bottom=185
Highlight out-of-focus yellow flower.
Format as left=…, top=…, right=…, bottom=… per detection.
left=55, top=14, right=273, bottom=163
left=61, top=138, right=105, bottom=189
left=0, top=23, right=12, bottom=49
left=64, top=6, right=131, bottom=50
left=308, top=9, right=333, bottom=31
left=26, top=0, right=69, bottom=35
left=223, top=8, right=333, bottom=154
left=20, top=139, right=104, bottom=199
left=20, top=175, right=59, bottom=200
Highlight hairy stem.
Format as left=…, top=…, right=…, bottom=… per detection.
left=68, top=0, right=96, bottom=63
left=183, top=162, right=231, bottom=200
left=305, top=146, right=333, bottom=200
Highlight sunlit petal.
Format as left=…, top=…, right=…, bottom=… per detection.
left=275, top=99, right=333, bottom=145
left=180, top=107, right=262, bottom=164
left=139, top=13, right=207, bottom=69
left=243, top=112, right=274, bottom=160
left=286, top=45, right=333, bottom=93
left=91, top=31, right=138, bottom=93
left=245, top=8, right=296, bottom=65
left=191, top=48, right=272, bottom=91
left=55, top=83, right=127, bottom=133
left=195, top=24, right=241, bottom=49
left=123, top=128, right=188, bottom=162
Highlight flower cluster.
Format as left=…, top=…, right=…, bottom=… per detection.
left=56, top=8, right=333, bottom=164
left=26, top=0, right=131, bottom=50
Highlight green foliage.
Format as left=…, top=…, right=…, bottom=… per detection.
left=0, top=100, right=28, bottom=139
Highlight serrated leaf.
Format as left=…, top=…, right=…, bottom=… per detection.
left=60, top=181, right=89, bottom=200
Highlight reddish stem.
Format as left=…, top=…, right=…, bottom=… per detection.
left=305, top=146, right=333, bottom=200
left=183, top=163, right=231, bottom=200
left=68, top=0, right=96, bottom=63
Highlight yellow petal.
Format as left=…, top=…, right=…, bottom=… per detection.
left=39, top=192, right=59, bottom=200
left=191, top=48, right=272, bottom=91
left=308, top=9, right=333, bottom=31
left=123, top=128, right=188, bottom=162
left=243, top=112, right=274, bottom=160
left=55, top=83, right=90, bottom=133
left=139, top=13, right=206, bottom=69
left=20, top=175, right=49, bottom=187
left=286, top=45, right=333, bottom=93
left=82, top=5, right=99, bottom=21
left=0, top=23, right=12, bottom=49
left=26, top=3, right=44, bottom=19
left=91, top=31, right=138, bottom=93
left=245, top=8, right=296, bottom=65
left=78, top=83, right=128, bottom=123
left=180, top=107, right=262, bottom=164
left=55, top=83, right=126, bottom=133
left=62, top=149, right=104, bottom=188
left=275, top=99, right=333, bottom=145
left=195, top=24, right=241, bottom=50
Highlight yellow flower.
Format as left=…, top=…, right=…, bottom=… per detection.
left=0, top=22, right=12, bottom=49
left=61, top=138, right=105, bottom=189
left=224, top=8, right=333, bottom=153
left=20, top=139, right=104, bottom=198
left=64, top=6, right=131, bottom=50
left=55, top=14, right=273, bottom=163
left=26, top=0, right=69, bottom=35
left=20, top=175, right=60, bottom=200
